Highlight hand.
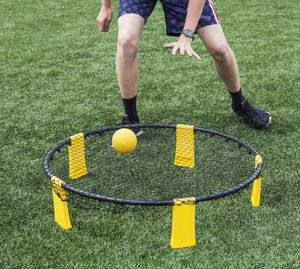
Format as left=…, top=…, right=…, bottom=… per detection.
left=164, top=35, right=201, bottom=61
left=96, top=7, right=113, bottom=32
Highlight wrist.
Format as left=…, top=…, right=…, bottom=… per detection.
left=101, top=5, right=111, bottom=9
left=101, top=0, right=111, bottom=9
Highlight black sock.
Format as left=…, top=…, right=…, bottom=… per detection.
left=230, top=88, right=245, bottom=109
left=122, top=96, right=140, bottom=123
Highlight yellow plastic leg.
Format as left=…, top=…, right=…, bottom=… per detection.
left=174, top=124, right=195, bottom=168
left=51, top=177, right=72, bottom=230
left=68, top=133, right=88, bottom=179
left=251, top=155, right=263, bottom=207
left=170, top=198, right=196, bottom=249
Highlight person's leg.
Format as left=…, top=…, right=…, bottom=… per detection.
left=197, top=24, right=240, bottom=94
left=117, top=14, right=144, bottom=99
left=116, top=14, right=144, bottom=123
left=197, top=24, right=271, bottom=128
left=116, top=0, right=157, bottom=124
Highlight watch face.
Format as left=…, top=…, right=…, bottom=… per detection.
left=183, top=29, right=194, bottom=38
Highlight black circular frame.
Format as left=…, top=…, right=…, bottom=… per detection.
left=44, top=124, right=263, bottom=206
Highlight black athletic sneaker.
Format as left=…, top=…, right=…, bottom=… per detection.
left=232, top=100, right=271, bottom=129
left=108, top=115, right=143, bottom=147
left=118, top=114, right=143, bottom=136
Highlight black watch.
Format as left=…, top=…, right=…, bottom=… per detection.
left=182, top=29, right=194, bottom=40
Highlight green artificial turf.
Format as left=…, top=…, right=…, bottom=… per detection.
left=1, top=0, right=299, bottom=268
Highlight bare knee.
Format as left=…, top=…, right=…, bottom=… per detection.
left=117, top=34, right=139, bottom=59
left=208, top=43, right=231, bottom=63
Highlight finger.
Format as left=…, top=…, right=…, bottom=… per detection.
left=172, top=44, right=179, bottom=56
left=99, top=20, right=105, bottom=31
left=105, top=21, right=110, bottom=31
left=186, top=48, right=193, bottom=57
left=101, top=20, right=109, bottom=32
left=192, top=51, right=201, bottom=61
left=180, top=46, right=185, bottom=56
left=164, top=43, right=175, bottom=49
left=97, top=17, right=101, bottom=29
left=106, top=17, right=112, bottom=26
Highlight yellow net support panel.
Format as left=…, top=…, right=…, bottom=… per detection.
left=51, top=176, right=72, bottom=230
left=170, top=197, right=196, bottom=249
left=251, top=155, right=263, bottom=207
left=68, top=133, right=88, bottom=179
left=174, top=124, right=195, bottom=168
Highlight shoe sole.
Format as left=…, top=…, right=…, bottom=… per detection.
left=135, top=129, right=144, bottom=137
left=262, top=113, right=271, bottom=129
left=235, top=111, right=271, bottom=129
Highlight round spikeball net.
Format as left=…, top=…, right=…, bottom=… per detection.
left=44, top=123, right=263, bottom=248
left=44, top=124, right=263, bottom=207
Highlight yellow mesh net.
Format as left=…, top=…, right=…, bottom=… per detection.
left=174, top=124, right=195, bottom=168
left=68, top=133, right=88, bottom=179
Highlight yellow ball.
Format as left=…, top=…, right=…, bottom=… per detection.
left=112, top=128, right=137, bottom=154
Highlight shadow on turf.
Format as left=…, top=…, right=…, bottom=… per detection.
left=261, top=119, right=297, bottom=135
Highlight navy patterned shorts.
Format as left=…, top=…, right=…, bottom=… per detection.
left=118, top=0, right=220, bottom=36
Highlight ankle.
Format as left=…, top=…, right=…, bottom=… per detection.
left=122, top=96, right=140, bottom=123
left=229, top=88, right=245, bottom=109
